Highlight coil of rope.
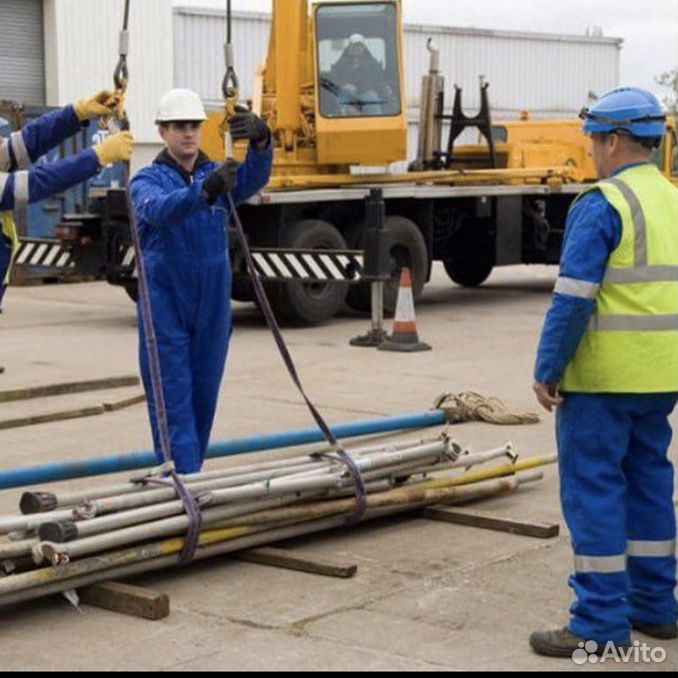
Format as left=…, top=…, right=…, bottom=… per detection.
left=434, top=392, right=540, bottom=426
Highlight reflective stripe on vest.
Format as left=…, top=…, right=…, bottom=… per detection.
left=606, top=176, right=648, bottom=266
left=561, top=164, right=678, bottom=393
left=589, top=315, right=678, bottom=332
left=604, top=265, right=678, bottom=284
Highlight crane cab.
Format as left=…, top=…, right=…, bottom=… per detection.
left=202, top=0, right=409, bottom=173
left=312, top=1, right=408, bottom=166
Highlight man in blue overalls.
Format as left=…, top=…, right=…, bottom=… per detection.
left=531, top=87, right=678, bottom=657
left=130, top=89, right=273, bottom=474
left=1, top=90, right=134, bottom=373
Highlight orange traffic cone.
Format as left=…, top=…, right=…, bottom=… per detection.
left=378, top=268, right=431, bottom=353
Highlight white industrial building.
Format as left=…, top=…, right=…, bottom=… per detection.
left=1, top=0, right=173, bottom=172
left=1, top=0, right=622, bottom=171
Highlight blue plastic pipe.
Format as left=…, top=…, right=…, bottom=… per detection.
left=0, top=410, right=447, bottom=490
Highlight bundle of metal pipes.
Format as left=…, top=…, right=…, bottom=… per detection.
left=0, top=434, right=556, bottom=607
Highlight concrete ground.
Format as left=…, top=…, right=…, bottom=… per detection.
left=0, top=264, right=676, bottom=671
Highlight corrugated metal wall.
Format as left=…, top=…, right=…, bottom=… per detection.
left=0, top=0, right=45, bottom=105
left=403, top=24, right=620, bottom=118
left=174, top=8, right=620, bottom=159
left=174, top=8, right=271, bottom=110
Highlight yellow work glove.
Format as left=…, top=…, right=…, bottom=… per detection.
left=73, top=89, right=126, bottom=122
left=93, top=131, right=134, bottom=166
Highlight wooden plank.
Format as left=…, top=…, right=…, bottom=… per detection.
left=234, top=546, right=358, bottom=579
left=0, top=376, right=140, bottom=403
left=423, top=506, right=560, bottom=539
left=79, top=581, right=170, bottom=620
left=0, top=391, right=145, bottom=430
left=103, top=393, right=146, bottom=412
left=0, top=406, right=105, bottom=431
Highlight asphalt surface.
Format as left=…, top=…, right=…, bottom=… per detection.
left=0, top=264, right=675, bottom=671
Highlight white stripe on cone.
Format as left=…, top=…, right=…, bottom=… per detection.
left=392, top=268, right=417, bottom=329
left=394, top=284, right=416, bottom=324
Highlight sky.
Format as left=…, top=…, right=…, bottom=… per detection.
left=174, top=0, right=678, bottom=97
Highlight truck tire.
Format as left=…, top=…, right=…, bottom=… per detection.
left=443, top=218, right=495, bottom=287
left=443, top=238, right=494, bottom=287
left=267, top=219, right=349, bottom=325
left=347, top=215, right=427, bottom=314
left=443, top=249, right=494, bottom=287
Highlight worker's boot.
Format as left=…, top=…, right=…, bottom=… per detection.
left=632, top=620, right=678, bottom=640
left=529, top=627, right=629, bottom=658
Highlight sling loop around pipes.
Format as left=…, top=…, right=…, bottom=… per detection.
left=111, top=0, right=202, bottom=565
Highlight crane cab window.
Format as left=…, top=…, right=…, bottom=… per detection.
left=316, top=3, right=401, bottom=119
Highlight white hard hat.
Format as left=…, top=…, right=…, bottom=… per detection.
left=349, top=33, right=366, bottom=45
left=155, top=89, right=207, bottom=123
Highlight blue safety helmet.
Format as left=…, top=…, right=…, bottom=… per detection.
left=579, top=87, right=666, bottom=139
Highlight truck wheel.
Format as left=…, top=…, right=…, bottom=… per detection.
left=443, top=251, right=494, bottom=287
left=347, top=215, right=427, bottom=314
left=443, top=217, right=495, bottom=288
left=267, top=219, right=349, bottom=325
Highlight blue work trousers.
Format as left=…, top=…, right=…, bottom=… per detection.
left=139, top=253, right=232, bottom=474
left=557, top=392, right=678, bottom=644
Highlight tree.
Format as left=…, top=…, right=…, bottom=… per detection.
left=656, top=68, right=678, bottom=116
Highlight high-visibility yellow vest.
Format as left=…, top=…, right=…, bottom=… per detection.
left=561, top=164, right=678, bottom=393
left=1, top=211, right=19, bottom=285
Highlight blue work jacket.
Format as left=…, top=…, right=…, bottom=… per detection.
left=130, top=143, right=273, bottom=261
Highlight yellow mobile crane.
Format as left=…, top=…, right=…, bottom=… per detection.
left=35, top=0, right=676, bottom=323
left=201, top=0, right=678, bottom=323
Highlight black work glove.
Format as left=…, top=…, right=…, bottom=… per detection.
left=203, top=159, right=239, bottom=203
left=230, top=111, right=270, bottom=145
